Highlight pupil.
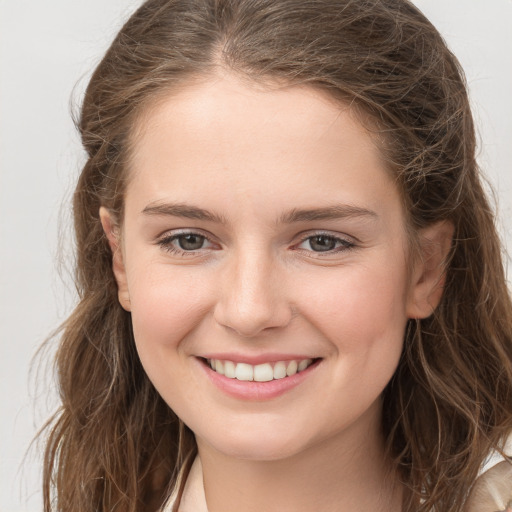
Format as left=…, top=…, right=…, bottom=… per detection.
left=310, top=235, right=335, bottom=252
left=178, top=234, right=204, bottom=250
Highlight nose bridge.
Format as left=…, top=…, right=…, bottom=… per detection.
left=214, top=244, right=291, bottom=337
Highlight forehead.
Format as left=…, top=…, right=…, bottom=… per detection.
left=125, top=74, right=400, bottom=222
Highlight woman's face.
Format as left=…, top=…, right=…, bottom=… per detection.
left=103, top=74, right=436, bottom=461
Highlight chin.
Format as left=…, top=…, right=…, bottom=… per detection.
left=214, top=442, right=303, bottom=462
left=198, top=426, right=313, bottom=462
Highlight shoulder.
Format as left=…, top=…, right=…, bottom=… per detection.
left=465, top=461, right=512, bottom=512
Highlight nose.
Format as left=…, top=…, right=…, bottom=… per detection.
left=213, top=249, right=293, bottom=338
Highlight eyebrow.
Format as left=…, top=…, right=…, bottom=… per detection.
left=142, top=202, right=227, bottom=224
left=142, top=201, right=378, bottom=224
left=279, top=205, right=378, bottom=224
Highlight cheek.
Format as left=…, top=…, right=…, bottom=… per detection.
left=299, top=268, right=407, bottom=431
left=126, top=261, right=214, bottom=355
left=124, top=263, right=216, bottom=411
left=303, top=262, right=409, bottom=342
left=296, top=259, right=409, bottom=398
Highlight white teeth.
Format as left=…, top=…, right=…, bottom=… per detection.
left=207, top=358, right=315, bottom=381
left=235, top=363, right=254, bottom=381
left=254, top=363, right=274, bottom=382
left=286, top=360, right=298, bottom=376
left=298, top=359, right=312, bottom=372
left=224, top=360, right=236, bottom=378
left=273, top=361, right=287, bottom=379
left=215, top=360, right=225, bottom=375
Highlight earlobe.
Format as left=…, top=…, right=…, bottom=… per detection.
left=406, top=220, right=454, bottom=319
left=99, top=207, right=131, bottom=312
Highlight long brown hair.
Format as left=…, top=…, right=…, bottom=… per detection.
left=42, top=1, right=512, bottom=511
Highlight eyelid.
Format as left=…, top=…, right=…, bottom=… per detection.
left=292, top=230, right=358, bottom=255
left=294, top=228, right=360, bottom=243
left=155, top=228, right=220, bottom=255
left=154, top=228, right=358, bottom=257
left=156, top=227, right=214, bottom=241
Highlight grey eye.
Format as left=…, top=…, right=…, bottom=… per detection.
left=308, top=235, right=337, bottom=252
left=177, top=234, right=206, bottom=250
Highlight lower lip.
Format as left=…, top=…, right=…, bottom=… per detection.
left=197, top=358, right=321, bottom=401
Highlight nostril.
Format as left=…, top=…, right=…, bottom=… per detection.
left=213, top=300, right=293, bottom=338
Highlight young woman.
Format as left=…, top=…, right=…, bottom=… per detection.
left=42, top=0, right=512, bottom=511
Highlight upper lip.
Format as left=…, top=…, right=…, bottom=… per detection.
left=199, top=353, right=320, bottom=365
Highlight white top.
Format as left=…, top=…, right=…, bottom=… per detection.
left=163, top=457, right=207, bottom=512
left=163, top=456, right=512, bottom=512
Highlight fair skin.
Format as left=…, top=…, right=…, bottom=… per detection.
left=101, top=73, right=452, bottom=512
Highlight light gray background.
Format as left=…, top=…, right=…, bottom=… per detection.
left=1, top=1, right=511, bottom=510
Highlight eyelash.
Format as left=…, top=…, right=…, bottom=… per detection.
left=156, top=230, right=218, bottom=256
left=156, top=230, right=356, bottom=257
left=294, top=232, right=356, bottom=256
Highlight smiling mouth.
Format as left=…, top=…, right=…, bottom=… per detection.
left=203, top=358, right=318, bottom=382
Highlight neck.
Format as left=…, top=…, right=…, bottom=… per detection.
left=196, top=404, right=403, bottom=512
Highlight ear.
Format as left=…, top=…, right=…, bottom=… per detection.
left=406, top=220, right=454, bottom=319
left=99, top=207, right=131, bottom=312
